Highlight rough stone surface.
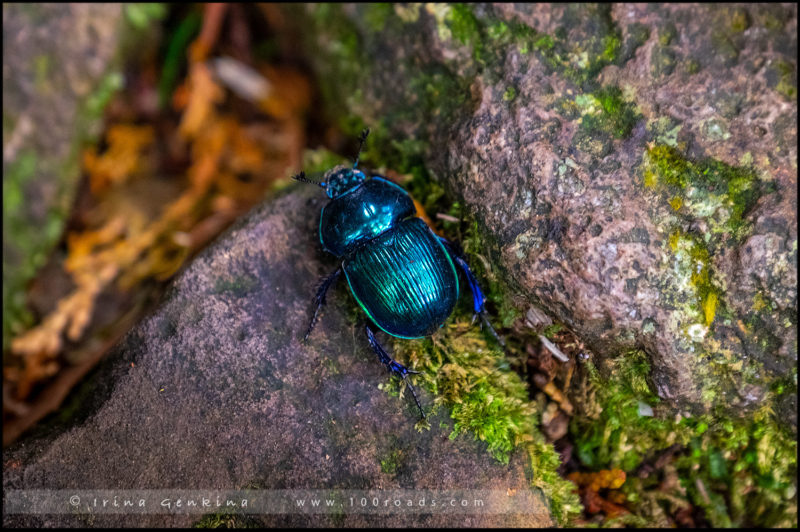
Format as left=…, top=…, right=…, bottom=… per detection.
left=287, top=3, right=797, bottom=421
left=2, top=3, right=126, bottom=348
left=2, top=188, right=552, bottom=527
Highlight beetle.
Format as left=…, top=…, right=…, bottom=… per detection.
left=294, top=129, right=503, bottom=419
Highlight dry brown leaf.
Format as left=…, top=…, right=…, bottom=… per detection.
left=568, top=468, right=627, bottom=491
left=82, top=124, right=154, bottom=195
left=179, top=62, right=225, bottom=140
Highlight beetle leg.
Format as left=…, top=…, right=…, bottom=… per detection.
left=365, top=324, right=426, bottom=419
left=303, top=267, right=342, bottom=341
left=438, top=237, right=506, bottom=347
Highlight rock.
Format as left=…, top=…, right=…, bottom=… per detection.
left=2, top=188, right=552, bottom=527
left=1, top=4, right=155, bottom=349
left=281, top=3, right=797, bottom=422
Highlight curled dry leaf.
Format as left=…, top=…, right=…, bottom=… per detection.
left=82, top=124, right=154, bottom=195
left=568, top=468, right=630, bottom=519
left=568, top=468, right=627, bottom=491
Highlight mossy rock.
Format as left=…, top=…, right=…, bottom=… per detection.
left=278, top=3, right=796, bottom=429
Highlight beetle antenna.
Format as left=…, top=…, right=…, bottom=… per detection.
left=292, top=171, right=327, bottom=189
left=353, top=127, right=370, bottom=169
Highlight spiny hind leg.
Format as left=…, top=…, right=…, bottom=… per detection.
left=438, top=237, right=505, bottom=347
left=303, top=267, right=342, bottom=341
left=365, top=324, right=425, bottom=419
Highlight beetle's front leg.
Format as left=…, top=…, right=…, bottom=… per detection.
left=303, top=267, right=342, bottom=341
left=438, top=238, right=505, bottom=347
left=365, top=324, right=426, bottom=419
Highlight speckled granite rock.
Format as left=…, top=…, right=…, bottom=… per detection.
left=2, top=188, right=552, bottom=527
left=283, top=3, right=797, bottom=423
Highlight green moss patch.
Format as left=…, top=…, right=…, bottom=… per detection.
left=440, top=4, right=625, bottom=90
left=391, top=322, right=580, bottom=524
left=379, top=449, right=403, bottom=475
left=642, top=144, right=764, bottom=239
left=572, top=351, right=672, bottom=472
left=571, top=85, right=641, bottom=156
left=2, top=152, right=39, bottom=349
left=769, top=59, right=797, bottom=101
left=193, top=513, right=261, bottom=528
left=572, top=350, right=797, bottom=527
left=577, top=86, right=640, bottom=139
left=529, top=4, right=623, bottom=89
left=212, top=274, right=259, bottom=298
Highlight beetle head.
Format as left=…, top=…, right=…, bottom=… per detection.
left=322, top=165, right=366, bottom=199
left=290, top=127, right=371, bottom=199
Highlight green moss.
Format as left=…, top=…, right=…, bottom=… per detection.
left=642, top=144, right=764, bottom=239
left=487, top=20, right=511, bottom=43
left=577, top=86, right=640, bottom=139
left=502, top=86, right=517, bottom=102
left=407, top=68, right=473, bottom=122
left=771, top=59, right=797, bottom=101
left=379, top=448, right=403, bottom=475
left=533, top=34, right=554, bottom=52
left=448, top=3, right=482, bottom=48
left=710, top=29, right=739, bottom=65
left=441, top=3, right=498, bottom=65
left=34, top=54, right=51, bottom=91
left=300, top=148, right=349, bottom=177
left=441, top=4, right=623, bottom=90
left=572, top=351, right=798, bottom=527
left=572, top=84, right=640, bottom=156
left=213, top=274, right=258, bottom=298
left=3, top=150, right=43, bottom=350
left=650, top=45, right=677, bottom=77
left=729, top=7, right=751, bottom=33
left=601, top=33, right=621, bottom=62
left=193, top=513, right=260, bottom=528
left=362, top=3, right=394, bottom=32
left=541, top=323, right=564, bottom=339
left=448, top=377, right=532, bottom=462
left=82, top=72, right=124, bottom=124
left=299, top=4, right=370, bottom=127
left=572, top=351, right=671, bottom=471
left=658, top=23, right=677, bottom=46
left=529, top=4, right=622, bottom=89
left=391, top=322, right=580, bottom=524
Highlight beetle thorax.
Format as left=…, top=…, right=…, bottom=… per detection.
left=323, top=165, right=366, bottom=199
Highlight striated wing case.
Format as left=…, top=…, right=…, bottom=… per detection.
left=343, top=217, right=459, bottom=338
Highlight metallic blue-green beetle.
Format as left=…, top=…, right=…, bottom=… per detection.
left=294, top=129, right=502, bottom=419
